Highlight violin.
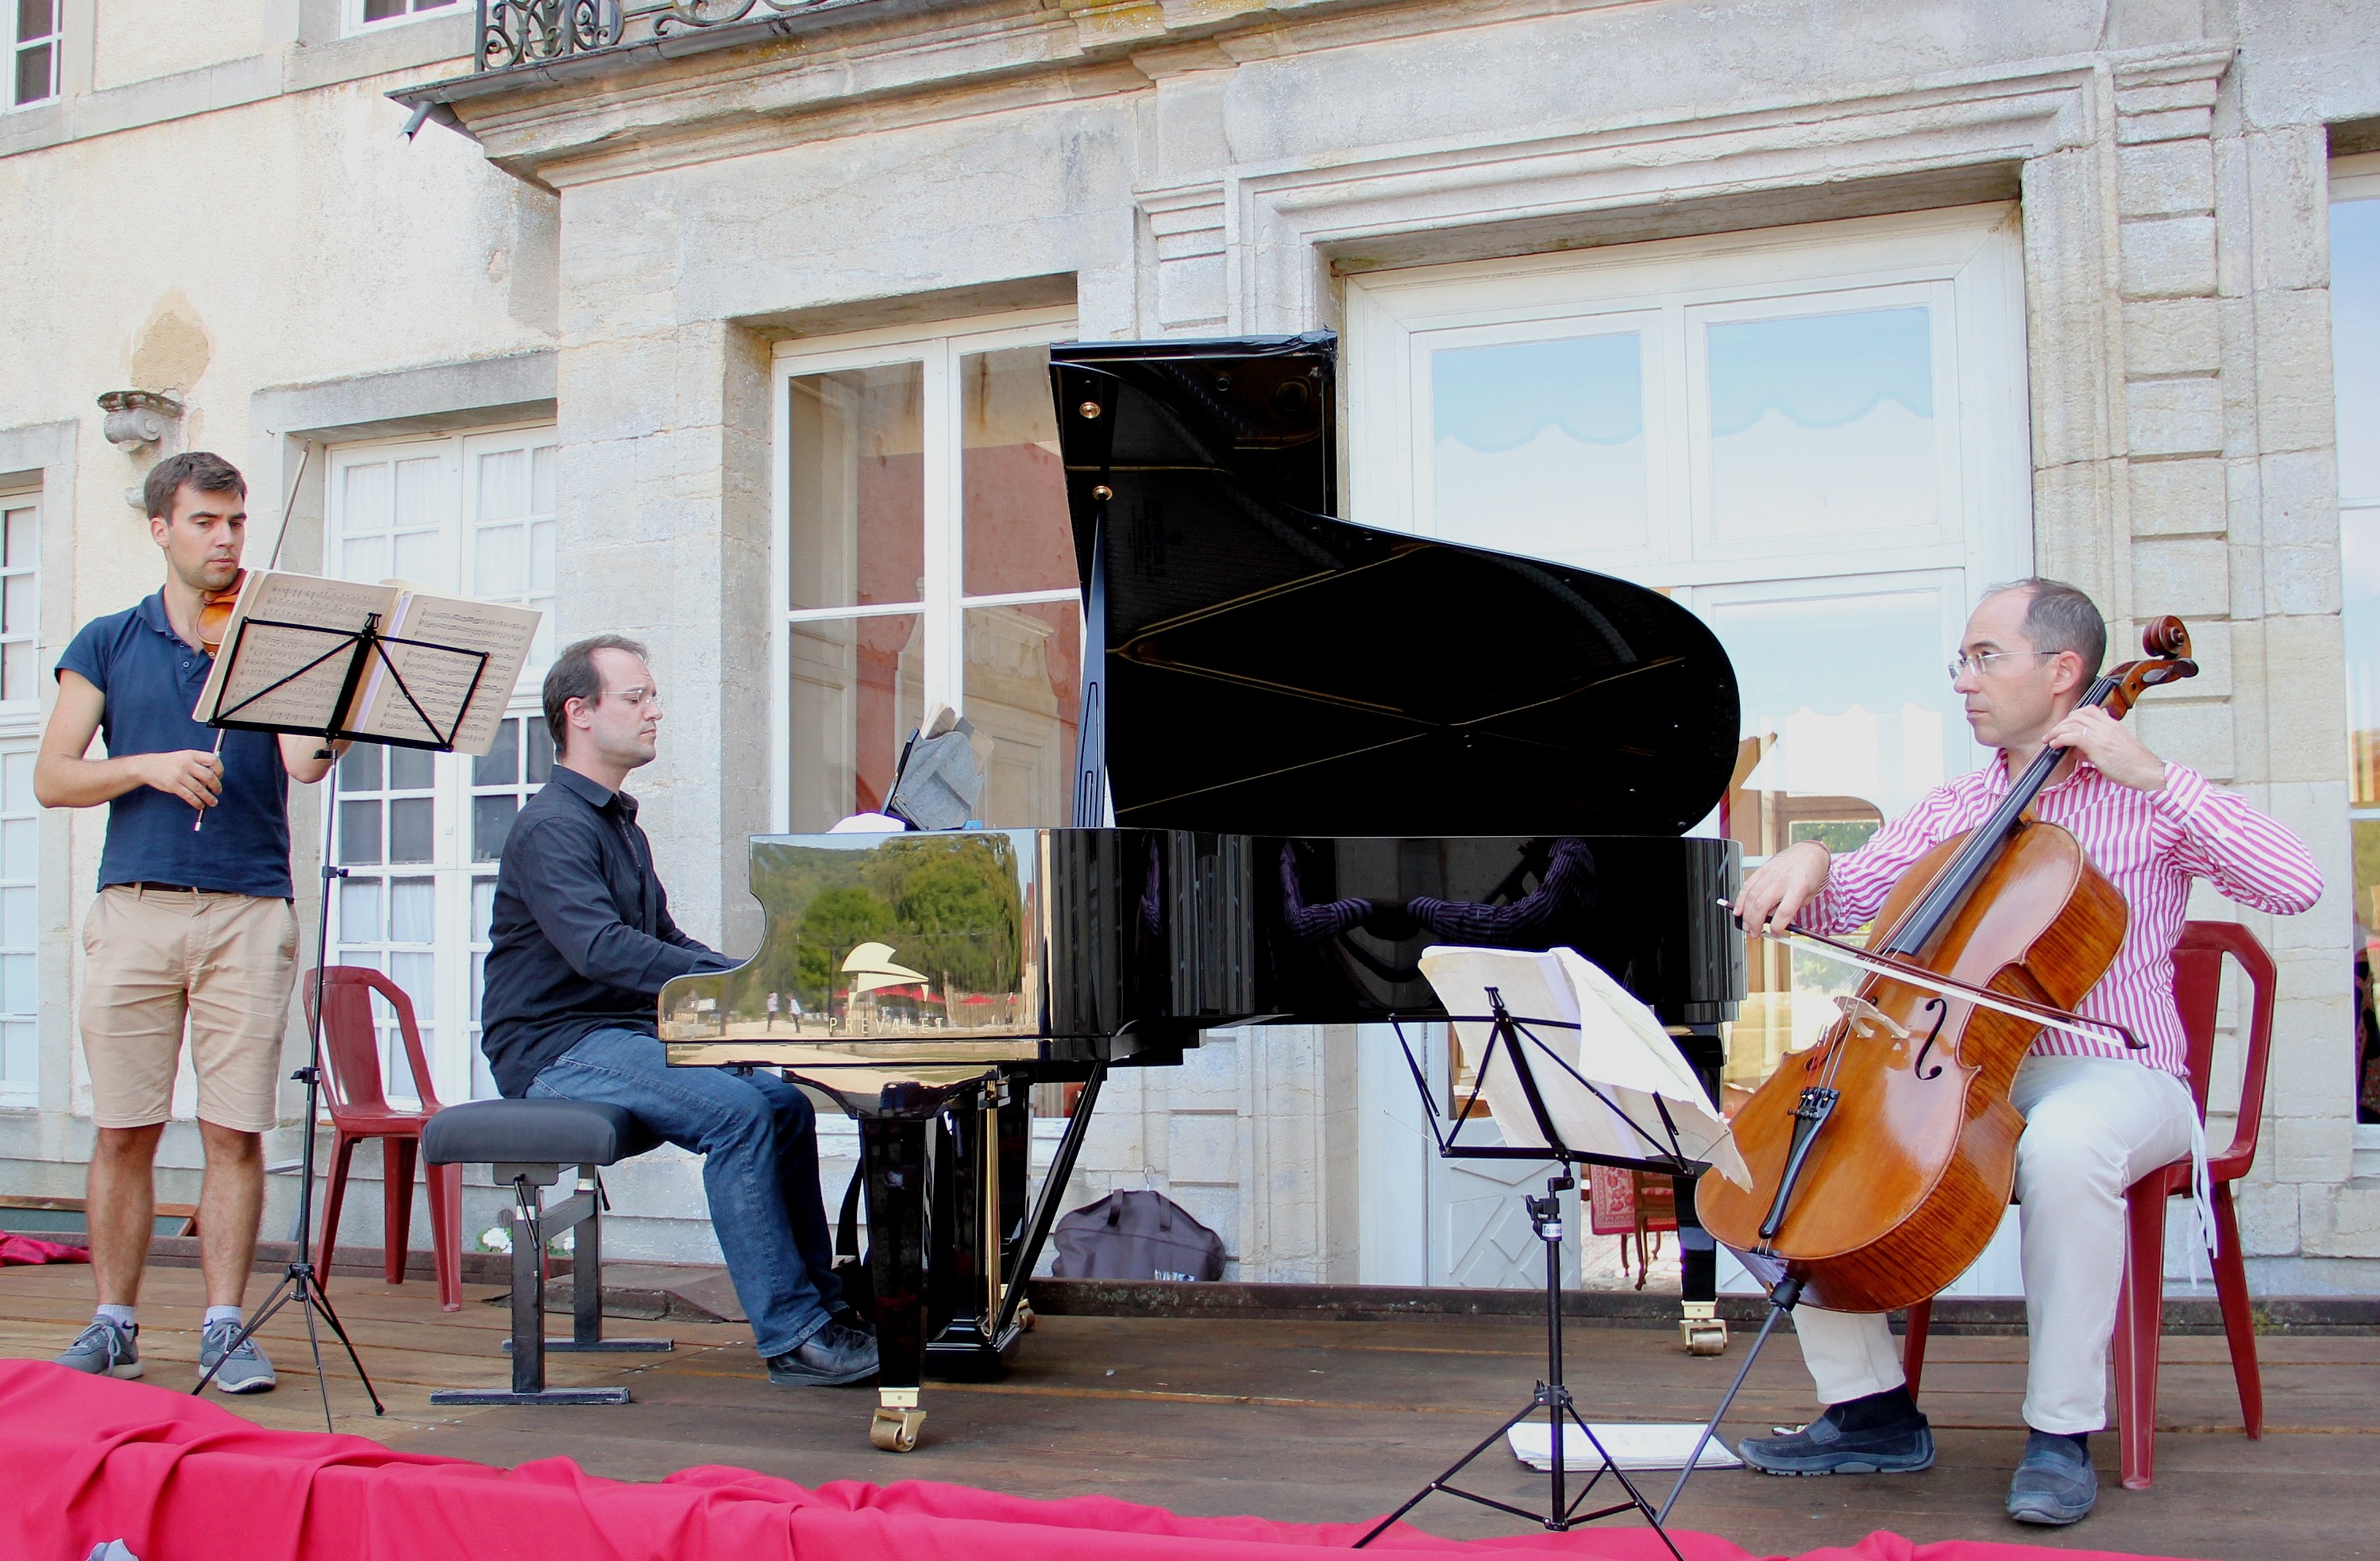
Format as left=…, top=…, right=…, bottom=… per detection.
left=195, top=569, right=247, bottom=657
left=1695, top=617, right=2200, bottom=1312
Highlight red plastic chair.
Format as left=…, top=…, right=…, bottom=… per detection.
left=1902, top=919, right=2275, bottom=1490
left=307, top=966, right=464, bottom=1312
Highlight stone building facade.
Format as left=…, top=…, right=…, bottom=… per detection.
left=3, top=0, right=2378, bottom=1292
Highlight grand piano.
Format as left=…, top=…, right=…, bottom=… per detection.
left=662, top=333, right=1745, bottom=1451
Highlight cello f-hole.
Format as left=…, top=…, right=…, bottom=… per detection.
left=1911, top=998, right=1949, bottom=1081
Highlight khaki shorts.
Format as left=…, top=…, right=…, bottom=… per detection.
left=80, top=885, right=298, bottom=1133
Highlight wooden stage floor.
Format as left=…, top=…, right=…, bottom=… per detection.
left=2, top=1262, right=2371, bottom=1560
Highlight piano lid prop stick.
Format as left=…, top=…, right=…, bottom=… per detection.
left=1720, top=900, right=2143, bottom=1052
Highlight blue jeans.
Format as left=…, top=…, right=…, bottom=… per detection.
left=527, top=1027, right=842, bottom=1358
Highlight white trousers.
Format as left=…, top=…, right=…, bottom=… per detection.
left=1788, top=1054, right=2197, bottom=1435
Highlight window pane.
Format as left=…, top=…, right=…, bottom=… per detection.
left=961, top=345, right=1074, bottom=595
left=530, top=444, right=557, bottom=514
left=530, top=518, right=554, bottom=594
left=526, top=719, right=554, bottom=782
left=963, top=601, right=1082, bottom=829
left=342, top=534, right=389, bottom=582
left=392, top=528, right=441, bottom=586
left=3, top=507, right=31, bottom=568
left=394, top=456, right=442, bottom=526
left=2338, top=199, right=2380, bottom=505
left=1, top=1021, right=32, bottom=1083
left=788, top=362, right=924, bottom=610
left=338, top=877, right=383, bottom=942
left=342, top=463, right=391, bottom=534
left=18, top=1, right=56, bottom=40
left=0, top=817, right=28, bottom=881
left=338, top=745, right=382, bottom=793
left=1432, top=332, right=1649, bottom=565
left=476, top=522, right=524, bottom=597
left=389, top=877, right=435, bottom=942
left=0, top=644, right=25, bottom=703
left=2, top=885, right=30, bottom=949
left=476, top=449, right=528, bottom=520
left=387, top=797, right=432, bottom=862
left=471, top=877, right=496, bottom=942
left=472, top=794, right=518, bottom=862
left=2, top=750, right=26, bottom=811
left=338, top=800, right=382, bottom=865
left=388, top=746, right=434, bottom=791
left=474, top=720, right=519, bottom=786
left=2, top=953, right=30, bottom=1015
left=789, top=612, right=921, bottom=831
left=1705, top=306, right=1938, bottom=542
left=363, top=0, right=405, bottom=20
left=4, top=572, right=33, bottom=636
left=391, top=950, right=435, bottom=1023
left=15, top=40, right=52, bottom=105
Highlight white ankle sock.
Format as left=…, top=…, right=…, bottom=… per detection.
left=204, top=1305, right=243, bottom=1329
left=95, top=1304, right=136, bottom=1334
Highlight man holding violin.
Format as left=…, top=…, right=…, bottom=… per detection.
left=1730, top=577, right=2321, bottom=1527
left=36, top=451, right=339, bottom=1393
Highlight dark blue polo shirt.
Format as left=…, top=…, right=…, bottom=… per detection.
left=56, top=593, right=293, bottom=899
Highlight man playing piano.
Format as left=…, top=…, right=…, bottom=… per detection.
left=479, top=634, right=878, bottom=1387
left=1730, top=579, right=2320, bottom=1526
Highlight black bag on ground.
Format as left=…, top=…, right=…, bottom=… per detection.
left=1051, top=1189, right=1225, bottom=1282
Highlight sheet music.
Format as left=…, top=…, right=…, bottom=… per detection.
left=191, top=572, right=398, bottom=730
left=352, top=591, right=540, bottom=757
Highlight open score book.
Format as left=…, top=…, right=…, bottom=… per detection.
left=190, top=570, right=539, bottom=758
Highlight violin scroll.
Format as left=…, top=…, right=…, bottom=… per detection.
left=2141, top=615, right=2190, bottom=661
left=2097, top=613, right=2198, bottom=721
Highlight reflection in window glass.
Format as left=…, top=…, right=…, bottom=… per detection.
left=963, top=602, right=1082, bottom=829
left=1703, top=588, right=1966, bottom=1092
left=2337, top=196, right=2380, bottom=1125
left=789, top=364, right=925, bottom=611
left=788, top=614, right=923, bottom=831
left=961, top=347, right=1075, bottom=595
left=1432, top=333, right=1648, bottom=564
left=1706, top=307, right=1937, bottom=541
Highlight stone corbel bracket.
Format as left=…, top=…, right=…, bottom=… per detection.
left=97, top=389, right=185, bottom=453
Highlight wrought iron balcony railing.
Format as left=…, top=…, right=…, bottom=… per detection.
left=476, top=0, right=843, bottom=71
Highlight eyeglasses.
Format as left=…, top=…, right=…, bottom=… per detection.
left=1946, top=649, right=2055, bottom=681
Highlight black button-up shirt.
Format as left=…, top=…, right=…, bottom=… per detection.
left=480, top=764, right=735, bottom=1097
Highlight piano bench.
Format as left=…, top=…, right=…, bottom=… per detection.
left=422, top=1099, right=673, bottom=1407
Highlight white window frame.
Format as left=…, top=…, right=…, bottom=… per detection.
left=0, top=486, right=36, bottom=1104
left=767, top=306, right=1080, bottom=831
left=344, top=0, right=463, bottom=37
left=1343, top=205, right=2032, bottom=595
left=2329, top=153, right=2380, bottom=1177
left=7, top=0, right=59, bottom=110
left=324, top=424, right=556, bottom=1106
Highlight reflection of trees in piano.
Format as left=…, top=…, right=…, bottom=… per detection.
left=743, top=835, right=1028, bottom=1024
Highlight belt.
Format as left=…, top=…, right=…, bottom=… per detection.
left=126, top=881, right=201, bottom=894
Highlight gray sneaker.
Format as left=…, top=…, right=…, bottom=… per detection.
left=199, top=1320, right=278, bottom=1394
left=2006, top=1430, right=2096, bottom=1524
left=55, top=1319, right=141, bottom=1379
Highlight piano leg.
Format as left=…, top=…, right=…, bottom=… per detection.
left=924, top=1089, right=1028, bottom=1375
left=860, top=1115, right=930, bottom=1451
left=1671, top=1027, right=1728, bottom=1356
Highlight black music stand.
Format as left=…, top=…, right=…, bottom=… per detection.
left=1355, top=985, right=1710, bottom=1559
left=188, top=610, right=490, bottom=1429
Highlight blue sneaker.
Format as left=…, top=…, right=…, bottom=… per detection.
left=2007, top=1431, right=2096, bottom=1524
left=1739, top=1404, right=1934, bottom=1474
left=199, top=1320, right=278, bottom=1394
left=56, top=1319, right=142, bottom=1379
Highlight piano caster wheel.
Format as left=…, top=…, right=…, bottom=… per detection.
left=870, top=1405, right=926, bottom=1452
left=1016, top=1300, right=1036, bottom=1332
left=1680, top=1302, right=1728, bottom=1356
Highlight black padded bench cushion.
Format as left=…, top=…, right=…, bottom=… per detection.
left=424, top=1099, right=662, bottom=1166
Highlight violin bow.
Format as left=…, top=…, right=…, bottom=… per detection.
left=1721, top=902, right=2144, bottom=1053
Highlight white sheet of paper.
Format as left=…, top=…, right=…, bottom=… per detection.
left=1506, top=1421, right=1744, bottom=1471
left=1419, top=945, right=1750, bottom=1189
left=190, top=572, right=398, bottom=730
left=354, top=589, right=540, bottom=756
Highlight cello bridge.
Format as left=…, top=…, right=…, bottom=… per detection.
left=1833, top=994, right=1911, bottom=1042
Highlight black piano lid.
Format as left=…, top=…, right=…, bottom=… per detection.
left=1049, top=333, right=1742, bottom=838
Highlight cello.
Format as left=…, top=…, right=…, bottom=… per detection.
left=1694, top=618, right=2199, bottom=1313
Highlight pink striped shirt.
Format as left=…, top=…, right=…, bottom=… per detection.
left=1803, top=758, right=2323, bottom=1077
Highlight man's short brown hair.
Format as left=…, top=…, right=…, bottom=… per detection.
left=543, top=634, right=650, bottom=749
left=1985, top=576, right=2108, bottom=677
left=143, top=451, right=246, bottom=522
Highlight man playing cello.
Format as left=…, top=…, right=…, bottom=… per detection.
left=1730, top=579, right=2321, bottom=1526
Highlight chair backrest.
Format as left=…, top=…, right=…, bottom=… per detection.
left=303, top=966, right=442, bottom=1120
left=2170, top=920, right=2277, bottom=1175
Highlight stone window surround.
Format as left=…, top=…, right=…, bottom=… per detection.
left=0, top=420, right=76, bottom=1121
left=0, top=0, right=473, bottom=160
